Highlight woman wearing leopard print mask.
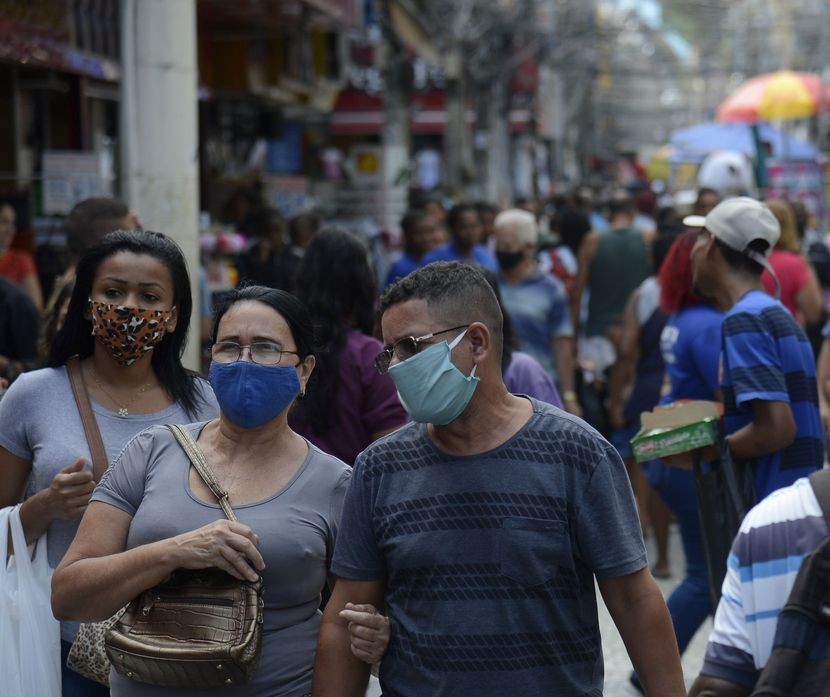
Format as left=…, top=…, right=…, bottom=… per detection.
left=0, top=229, right=220, bottom=696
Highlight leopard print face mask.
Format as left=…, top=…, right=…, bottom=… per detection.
left=88, top=299, right=176, bottom=366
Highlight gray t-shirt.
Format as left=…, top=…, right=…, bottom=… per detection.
left=0, top=365, right=219, bottom=641
left=332, top=398, right=647, bottom=697
left=92, top=422, right=351, bottom=697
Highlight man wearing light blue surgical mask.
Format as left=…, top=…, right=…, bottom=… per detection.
left=313, top=261, right=685, bottom=697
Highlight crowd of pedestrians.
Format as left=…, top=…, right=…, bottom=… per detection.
left=1, top=181, right=829, bottom=696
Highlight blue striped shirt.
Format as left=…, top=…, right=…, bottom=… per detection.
left=701, top=477, right=828, bottom=686
left=720, top=291, right=823, bottom=499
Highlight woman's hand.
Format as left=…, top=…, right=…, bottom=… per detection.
left=45, top=458, right=95, bottom=520
left=340, top=602, right=390, bottom=664
left=168, top=519, right=265, bottom=582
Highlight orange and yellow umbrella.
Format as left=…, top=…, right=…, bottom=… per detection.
left=717, top=70, right=830, bottom=123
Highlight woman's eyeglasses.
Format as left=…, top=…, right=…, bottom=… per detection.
left=212, top=341, right=299, bottom=366
left=374, top=325, right=468, bottom=374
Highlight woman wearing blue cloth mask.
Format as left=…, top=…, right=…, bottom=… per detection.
left=53, top=285, right=389, bottom=697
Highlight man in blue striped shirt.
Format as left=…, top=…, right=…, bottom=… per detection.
left=688, top=197, right=823, bottom=499
left=689, top=476, right=828, bottom=696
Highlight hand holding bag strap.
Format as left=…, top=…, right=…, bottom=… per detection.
left=167, top=424, right=238, bottom=523
left=808, top=467, right=830, bottom=524
left=66, top=356, right=108, bottom=482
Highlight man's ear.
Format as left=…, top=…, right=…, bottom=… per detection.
left=467, top=322, right=491, bottom=360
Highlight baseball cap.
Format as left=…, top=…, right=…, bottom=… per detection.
left=683, top=197, right=781, bottom=295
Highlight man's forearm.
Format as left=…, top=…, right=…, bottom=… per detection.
left=554, top=337, right=576, bottom=394
left=312, top=619, right=371, bottom=697
left=610, top=584, right=685, bottom=696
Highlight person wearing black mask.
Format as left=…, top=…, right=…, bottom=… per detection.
left=494, top=209, right=581, bottom=415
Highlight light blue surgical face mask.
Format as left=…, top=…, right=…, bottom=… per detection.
left=388, top=329, right=479, bottom=425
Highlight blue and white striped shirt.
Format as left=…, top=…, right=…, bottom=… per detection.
left=701, top=477, right=828, bottom=686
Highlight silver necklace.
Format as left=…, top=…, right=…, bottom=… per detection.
left=89, top=369, right=152, bottom=417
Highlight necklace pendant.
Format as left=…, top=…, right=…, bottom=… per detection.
left=118, top=407, right=129, bottom=417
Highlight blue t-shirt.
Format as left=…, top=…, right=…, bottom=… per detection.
left=385, top=253, right=422, bottom=288
left=499, top=271, right=573, bottom=379
left=721, top=290, right=823, bottom=499
left=661, top=304, right=724, bottom=403
left=332, top=399, right=646, bottom=697
left=422, top=242, right=497, bottom=271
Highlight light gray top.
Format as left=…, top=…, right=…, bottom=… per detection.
left=0, top=365, right=219, bottom=641
left=92, top=421, right=351, bottom=697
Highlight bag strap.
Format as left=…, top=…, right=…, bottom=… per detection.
left=167, top=424, right=238, bottom=523
left=809, top=468, right=830, bottom=525
left=66, top=356, right=108, bottom=482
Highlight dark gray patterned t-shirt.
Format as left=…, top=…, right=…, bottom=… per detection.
left=332, top=398, right=646, bottom=697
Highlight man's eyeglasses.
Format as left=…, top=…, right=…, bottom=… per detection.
left=374, top=325, right=468, bottom=374
left=212, top=341, right=299, bottom=366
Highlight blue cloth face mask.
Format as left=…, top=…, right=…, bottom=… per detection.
left=209, top=360, right=301, bottom=429
left=388, top=329, right=480, bottom=425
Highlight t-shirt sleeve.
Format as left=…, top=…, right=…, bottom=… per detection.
left=357, top=338, right=407, bottom=435
left=723, top=311, right=788, bottom=405
left=547, top=279, right=574, bottom=339
left=691, top=323, right=722, bottom=397
left=0, top=371, right=36, bottom=459
left=330, top=453, right=385, bottom=581
left=90, top=428, right=156, bottom=516
left=326, top=467, right=352, bottom=569
left=699, top=547, right=759, bottom=686
left=575, top=441, right=647, bottom=578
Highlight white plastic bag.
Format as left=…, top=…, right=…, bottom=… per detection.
left=0, top=505, right=62, bottom=697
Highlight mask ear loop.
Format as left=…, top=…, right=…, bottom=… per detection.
left=448, top=328, right=477, bottom=378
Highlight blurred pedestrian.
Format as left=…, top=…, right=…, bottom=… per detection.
left=0, top=229, right=219, bottom=695
left=607, top=232, right=677, bottom=579
left=688, top=197, right=823, bottom=500
left=689, top=473, right=830, bottom=697
left=493, top=209, right=580, bottom=415
left=548, top=205, right=591, bottom=298
left=384, top=209, right=439, bottom=288
left=571, top=193, right=653, bottom=431
left=760, top=199, right=823, bottom=326
left=0, top=201, right=43, bottom=311
left=693, top=188, right=722, bottom=217
left=52, top=285, right=387, bottom=696
left=0, top=275, right=40, bottom=383
left=237, top=207, right=298, bottom=292
left=289, top=210, right=322, bottom=258
left=627, top=230, right=726, bottom=693
left=291, top=228, right=407, bottom=465
left=479, top=267, right=562, bottom=408
left=313, top=261, right=686, bottom=697
left=476, top=201, right=499, bottom=251
left=422, top=203, right=497, bottom=271
left=49, top=197, right=138, bottom=319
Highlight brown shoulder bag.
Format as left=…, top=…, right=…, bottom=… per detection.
left=104, top=423, right=264, bottom=689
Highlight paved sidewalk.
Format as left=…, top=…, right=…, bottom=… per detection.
left=366, top=523, right=709, bottom=696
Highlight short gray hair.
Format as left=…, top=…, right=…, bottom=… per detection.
left=494, top=208, right=538, bottom=246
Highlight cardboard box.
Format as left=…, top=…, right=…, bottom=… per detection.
left=630, top=400, right=722, bottom=463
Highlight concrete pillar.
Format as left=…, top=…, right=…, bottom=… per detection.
left=120, top=0, right=200, bottom=370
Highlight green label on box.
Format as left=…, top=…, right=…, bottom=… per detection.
left=630, top=418, right=720, bottom=463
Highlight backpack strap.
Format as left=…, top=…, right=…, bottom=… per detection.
left=808, top=468, right=830, bottom=524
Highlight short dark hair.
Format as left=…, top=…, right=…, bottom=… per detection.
left=400, top=209, right=429, bottom=237
left=446, top=203, right=478, bottom=233
left=64, top=197, right=130, bottom=258
left=608, top=194, right=635, bottom=218
left=380, top=261, right=503, bottom=358
left=714, top=237, right=768, bottom=276
left=49, top=229, right=206, bottom=418
left=211, top=285, right=314, bottom=359
left=242, top=207, right=285, bottom=239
